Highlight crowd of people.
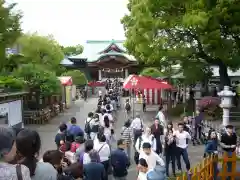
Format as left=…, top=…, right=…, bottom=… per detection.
left=0, top=78, right=239, bottom=180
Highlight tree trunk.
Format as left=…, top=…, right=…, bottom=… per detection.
left=218, top=61, right=231, bottom=90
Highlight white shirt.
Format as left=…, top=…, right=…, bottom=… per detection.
left=103, top=127, right=112, bottom=141
left=99, top=91, right=102, bottom=96
left=85, top=117, right=95, bottom=127
left=156, top=111, right=166, bottom=127
left=135, top=134, right=157, bottom=153
left=131, top=117, right=143, bottom=130
left=94, top=142, right=110, bottom=162
left=83, top=152, right=91, bottom=164
left=139, top=150, right=165, bottom=170
left=138, top=172, right=147, bottom=180
left=97, top=113, right=104, bottom=126
left=65, top=151, right=76, bottom=163
left=174, top=130, right=191, bottom=149
left=103, top=113, right=113, bottom=122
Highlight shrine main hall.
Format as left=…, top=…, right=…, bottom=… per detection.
left=61, top=40, right=138, bottom=81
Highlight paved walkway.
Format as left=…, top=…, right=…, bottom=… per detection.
left=27, top=98, right=205, bottom=179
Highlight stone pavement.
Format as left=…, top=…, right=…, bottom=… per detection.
left=26, top=98, right=205, bottom=179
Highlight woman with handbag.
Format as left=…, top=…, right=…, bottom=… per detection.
left=94, top=133, right=110, bottom=180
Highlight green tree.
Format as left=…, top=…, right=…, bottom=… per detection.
left=61, top=70, right=87, bottom=85
left=140, top=67, right=163, bottom=78
left=0, top=76, right=24, bottom=90
left=62, top=45, right=83, bottom=56
left=17, top=33, right=64, bottom=70
left=13, top=63, right=61, bottom=96
left=121, top=0, right=240, bottom=87
left=0, top=0, right=22, bottom=71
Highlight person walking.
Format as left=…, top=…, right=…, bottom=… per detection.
left=111, top=139, right=130, bottom=180
left=85, top=112, right=94, bottom=140
left=164, top=129, right=176, bottom=177
left=83, top=150, right=105, bottom=180
left=131, top=114, right=143, bottom=145
left=94, top=133, right=111, bottom=180
left=135, top=127, right=156, bottom=164
left=150, top=119, right=164, bottom=155
left=121, top=120, right=133, bottom=159
left=138, top=142, right=165, bottom=170
left=68, top=117, right=84, bottom=138
left=174, top=123, right=191, bottom=173
left=220, top=125, right=237, bottom=178
left=155, top=106, right=166, bottom=128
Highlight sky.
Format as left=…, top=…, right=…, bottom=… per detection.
left=10, top=0, right=129, bottom=46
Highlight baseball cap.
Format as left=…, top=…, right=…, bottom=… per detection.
left=0, top=127, right=16, bottom=156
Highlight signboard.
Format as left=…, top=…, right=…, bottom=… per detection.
left=8, top=100, right=22, bottom=127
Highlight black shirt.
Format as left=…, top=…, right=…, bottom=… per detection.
left=55, top=133, right=66, bottom=148
left=220, top=133, right=237, bottom=152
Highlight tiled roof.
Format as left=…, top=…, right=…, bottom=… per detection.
left=60, top=57, right=73, bottom=65
left=68, top=40, right=136, bottom=62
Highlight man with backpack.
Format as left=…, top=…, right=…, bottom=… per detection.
left=130, top=114, right=143, bottom=145
left=134, top=127, right=157, bottom=164
left=84, top=112, right=94, bottom=140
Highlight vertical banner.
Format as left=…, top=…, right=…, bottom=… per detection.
left=65, top=86, right=72, bottom=108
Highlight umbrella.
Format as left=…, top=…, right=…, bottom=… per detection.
left=198, top=96, right=221, bottom=109
left=123, top=75, right=173, bottom=89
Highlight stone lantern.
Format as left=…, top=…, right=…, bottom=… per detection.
left=193, top=83, right=203, bottom=112
left=218, top=86, right=236, bottom=126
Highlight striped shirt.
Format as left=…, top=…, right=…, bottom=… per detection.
left=121, top=126, right=132, bottom=144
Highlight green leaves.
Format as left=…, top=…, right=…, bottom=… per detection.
left=0, top=76, right=24, bottom=90
left=140, top=67, right=163, bottom=78
left=0, top=0, right=22, bottom=71
left=122, top=0, right=240, bottom=85
left=61, top=70, right=87, bottom=86
left=62, top=45, right=83, bottom=56
left=17, top=33, right=64, bottom=70
left=13, top=64, right=61, bottom=96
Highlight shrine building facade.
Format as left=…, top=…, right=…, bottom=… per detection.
left=61, top=40, right=138, bottom=81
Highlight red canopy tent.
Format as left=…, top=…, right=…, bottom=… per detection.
left=123, top=75, right=173, bottom=105
left=123, top=75, right=172, bottom=89
left=58, top=76, right=73, bottom=86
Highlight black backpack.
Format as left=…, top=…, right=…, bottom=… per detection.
left=125, top=103, right=131, bottom=111
left=84, top=119, right=93, bottom=134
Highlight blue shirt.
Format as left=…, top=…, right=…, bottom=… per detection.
left=205, top=139, right=218, bottom=154
left=83, top=162, right=105, bottom=180
left=68, top=124, right=84, bottom=136
left=111, top=148, right=130, bottom=177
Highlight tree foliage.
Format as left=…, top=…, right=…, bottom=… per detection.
left=62, top=45, right=83, bottom=56
left=17, top=33, right=64, bottom=70
left=13, top=64, right=61, bottom=96
left=61, top=70, right=87, bottom=85
left=121, top=0, right=240, bottom=87
left=140, top=67, right=163, bottom=78
left=0, top=0, right=22, bottom=71
left=0, top=76, right=24, bottom=90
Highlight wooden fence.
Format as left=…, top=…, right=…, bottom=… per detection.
left=177, top=152, right=240, bottom=180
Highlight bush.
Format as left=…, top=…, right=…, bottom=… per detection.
left=168, top=104, right=189, bottom=117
